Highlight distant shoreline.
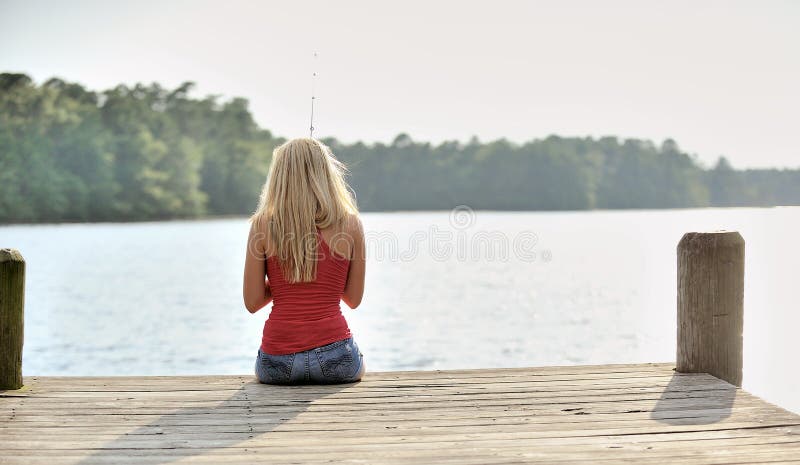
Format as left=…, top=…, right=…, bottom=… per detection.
left=1, top=205, right=792, bottom=227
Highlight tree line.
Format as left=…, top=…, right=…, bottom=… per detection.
left=1, top=73, right=798, bottom=223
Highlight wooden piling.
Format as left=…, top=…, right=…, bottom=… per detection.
left=0, top=248, right=25, bottom=390
left=677, top=231, right=744, bottom=386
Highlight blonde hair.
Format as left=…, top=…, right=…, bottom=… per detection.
left=251, top=138, right=358, bottom=283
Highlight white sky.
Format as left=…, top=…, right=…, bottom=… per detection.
left=1, top=0, right=798, bottom=168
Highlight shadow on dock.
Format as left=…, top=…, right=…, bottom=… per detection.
left=651, top=373, right=735, bottom=425
left=75, top=379, right=352, bottom=465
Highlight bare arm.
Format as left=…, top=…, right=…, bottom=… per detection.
left=342, top=215, right=366, bottom=309
left=243, top=221, right=272, bottom=314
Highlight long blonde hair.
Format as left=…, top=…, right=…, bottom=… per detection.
left=251, top=138, right=358, bottom=283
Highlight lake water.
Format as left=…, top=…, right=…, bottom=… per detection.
left=1, top=207, right=798, bottom=413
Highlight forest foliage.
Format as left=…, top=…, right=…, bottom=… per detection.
left=1, top=73, right=798, bottom=223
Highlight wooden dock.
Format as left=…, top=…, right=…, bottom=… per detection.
left=2, top=363, right=800, bottom=464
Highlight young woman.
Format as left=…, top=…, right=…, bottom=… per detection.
left=243, top=138, right=366, bottom=384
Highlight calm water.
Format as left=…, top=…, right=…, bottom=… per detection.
left=1, top=208, right=798, bottom=413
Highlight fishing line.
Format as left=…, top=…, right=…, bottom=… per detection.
left=309, top=51, right=317, bottom=138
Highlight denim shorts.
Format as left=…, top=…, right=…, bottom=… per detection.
left=255, top=337, right=364, bottom=385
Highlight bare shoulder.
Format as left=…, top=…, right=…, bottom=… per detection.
left=322, top=214, right=362, bottom=260
left=342, top=213, right=364, bottom=240
left=248, top=218, right=271, bottom=257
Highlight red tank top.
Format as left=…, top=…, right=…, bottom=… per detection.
left=260, top=229, right=352, bottom=355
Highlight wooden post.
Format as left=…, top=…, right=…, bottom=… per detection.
left=677, top=231, right=744, bottom=387
left=0, top=248, right=25, bottom=390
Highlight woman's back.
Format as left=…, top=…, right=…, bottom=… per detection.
left=261, top=228, right=351, bottom=355
left=243, top=138, right=366, bottom=383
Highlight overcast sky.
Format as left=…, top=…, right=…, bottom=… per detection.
left=2, top=0, right=798, bottom=168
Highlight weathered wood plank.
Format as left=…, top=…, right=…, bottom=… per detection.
left=12, top=367, right=689, bottom=391
left=0, top=380, right=736, bottom=406
left=6, top=374, right=724, bottom=400
left=17, top=362, right=676, bottom=382
left=2, top=413, right=799, bottom=446
left=0, top=405, right=785, bottom=434
left=0, top=384, right=742, bottom=408
left=2, top=438, right=800, bottom=463
left=3, top=397, right=772, bottom=422
left=3, top=405, right=796, bottom=434
left=0, top=421, right=796, bottom=439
